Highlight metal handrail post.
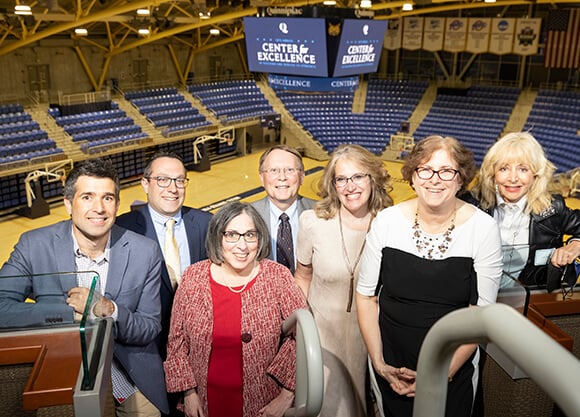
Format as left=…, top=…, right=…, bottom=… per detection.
left=282, top=308, right=324, bottom=417
left=413, top=303, right=580, bottom=417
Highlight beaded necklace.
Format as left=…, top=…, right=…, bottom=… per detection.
left=413, top=208, right=456, bottom=259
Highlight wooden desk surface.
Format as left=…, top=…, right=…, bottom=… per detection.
left=530, top=291, right=580, bottom=317
left=0, top=325, right=81, bottom=410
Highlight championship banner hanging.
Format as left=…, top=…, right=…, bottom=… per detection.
left=402, top=17, right=424, bottom=51
left=384, top=19, right=402, bottom=51
left=444, top=17, right=468, bottom=52
left=512, top=18, right=541, bottom=56
left=423, top=17, right=445, bottom=52
left=489, top=18, right=515, bottom=55
left=466, top=18, right=491, bottom=54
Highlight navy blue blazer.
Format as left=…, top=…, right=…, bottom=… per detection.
left=116, top=205, right=212, bottom=357
left=0, top=221, right=169, bottom=413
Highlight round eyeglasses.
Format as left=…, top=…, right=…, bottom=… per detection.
left=222, top=230, right=259, bottom=243
left=333, top=173, right=370, bottom=188
left=415, top=168, right=458, bottom=182
left=145, top=176, right=189, bottom=188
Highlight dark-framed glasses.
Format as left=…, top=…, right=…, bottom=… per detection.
left=334, top=173, right=370, bottom=188
left=145, top=176, right=189, bottom=188
left=261, top=167, right=301, bottom=177
left=222, top=230, right=260, bottom=243
left=415, top=167, right=458, bottom=182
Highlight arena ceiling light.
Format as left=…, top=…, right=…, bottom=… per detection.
left=75, top=28, right=88, bottom=36
left=402, top=2, right=414, bottom=10
left=209, top=28, right=220, bottom=35
left=136, top=8, right=150, bottom=16
left=359, top=0, right=372, bottom=8
left=14, top=4, right=32, bottom=15
left=138, top=27, right=150, bottom=36
left=323, top=0, right=337, bottom=5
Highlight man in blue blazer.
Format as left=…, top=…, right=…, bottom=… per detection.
left=117, top=151, right=212, bottom=362
left=0, top=158, right=169, bottom=416
left=251, top=145, right=316, bottom=273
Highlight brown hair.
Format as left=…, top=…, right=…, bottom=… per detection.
left=205, top=202, right=271, bottom=264
left=401, top=135, right=476, bottom=193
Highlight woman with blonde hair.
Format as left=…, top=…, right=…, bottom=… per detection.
left=472, top=131, right=580, bottom=287
left=295, top=144, right=393, bottom=416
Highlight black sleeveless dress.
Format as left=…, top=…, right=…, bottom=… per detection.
left=374, top=247, right=479, bottom=417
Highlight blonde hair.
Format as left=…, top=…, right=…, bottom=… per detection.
left=314, top=144, right=393, bottom=219
left=473, top=132, right=556, bottom=214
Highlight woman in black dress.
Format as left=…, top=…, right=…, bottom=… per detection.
left=356, top=136, right=503, bottom=417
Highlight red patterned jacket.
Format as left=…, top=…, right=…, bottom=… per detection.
left=164, top=259, right=307, bottom=416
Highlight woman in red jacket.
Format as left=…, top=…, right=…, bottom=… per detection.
left=164, top=201, right=307, bottom=417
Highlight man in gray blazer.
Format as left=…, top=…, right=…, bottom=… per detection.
left=251, top=145, right=316, bottom=273
left=0, top=158, right=168, bottom=416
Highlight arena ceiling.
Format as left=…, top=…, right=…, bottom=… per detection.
left=0, top=0, right=576, bottom=60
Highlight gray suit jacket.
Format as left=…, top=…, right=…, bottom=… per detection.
left=251, top=196, right=316, bottom=260
left=0, top=220, right=169, bottom=413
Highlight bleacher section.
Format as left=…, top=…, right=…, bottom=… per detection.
left=413, top=85, right=520, bottom=165
left=0, top=104, right=64, bottom=166
left=125, top=87, right=211, bottom=136
left=189, top=80, right=275, bottom=124
left=523, top=89, right=580, bottom=173
left=0, top=81, right=578, bottom=215
left=50, top=103, right=148, bottom=154
left=278, top=79, right=428, bottom=155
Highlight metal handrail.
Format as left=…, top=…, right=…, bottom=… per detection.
left=413, top=303, right=580, bottom=417
left=282, top=308, right=324, bottom=417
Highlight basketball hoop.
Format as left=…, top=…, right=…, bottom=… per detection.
left=192, top=128, right=236, bottom=164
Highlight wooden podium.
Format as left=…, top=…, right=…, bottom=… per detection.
left=0, top=319, right=115, bottom=417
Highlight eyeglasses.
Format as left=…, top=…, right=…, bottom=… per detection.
left=261, top=167, right=301, bottom=177
left=145, top=176, right=189, bottom=188
left=415, top=167, right=458, bottom=182
left=333, top=173, right=370, bottom=188
left=222, top=230, right=259, bottom=243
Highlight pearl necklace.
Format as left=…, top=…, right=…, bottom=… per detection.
left=219, top=262, right=258, bottom=294
left=413, top=209, right=456, bottom=259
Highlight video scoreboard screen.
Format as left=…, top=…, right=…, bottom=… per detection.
left=332, top=19, right=387, bottom=77
left=243, top=17, right=329, bottom=77
left=244, top=16, right=386, bottom=78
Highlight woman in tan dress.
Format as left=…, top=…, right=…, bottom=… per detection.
left=295, top=144, right=393, bottom=416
